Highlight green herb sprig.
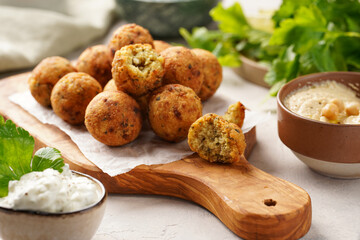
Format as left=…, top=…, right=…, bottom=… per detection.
left=180, top=0, right=360, bottom=95
left=0, top=116, right=64, bottom=197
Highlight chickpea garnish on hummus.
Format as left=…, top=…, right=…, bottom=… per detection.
left=284, top=80, right=360, bottom=124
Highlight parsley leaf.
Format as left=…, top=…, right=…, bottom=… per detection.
left=265, top=46, right=300, bottom=96
left=0, top=116, right=64, bottom=197
left=179, top=2, right=273, bottom=67
left=267, top=1, right=360, bottom=93
left=209, top=2, right=250, bottom=37
left=0, top=116, right=34, bottom=179
left=32, top=147, right=64, bottom=173
left=180, top=0, right=360, bottom=95
left=0, top=163, right=18, bottom=198
left=272, top=0, right=313, bottom=27
left=179, top=27, right=242, bottom=67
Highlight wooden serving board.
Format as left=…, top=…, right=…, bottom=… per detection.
left=0, top=73, right=311, bottom=240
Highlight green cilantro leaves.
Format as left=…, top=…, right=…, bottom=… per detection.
left=180, top=0, right=360, bottom=96
left=0, top=116, right=64, bottom=197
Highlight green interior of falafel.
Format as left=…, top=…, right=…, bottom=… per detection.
left=193, top=119, right=233, bottom=163
left=130, top=47, right=161, bottom=77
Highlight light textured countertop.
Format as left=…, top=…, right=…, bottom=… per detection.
left=92, top=68, right=360, bottom=240
left=1, top=1, right=359, bottom=239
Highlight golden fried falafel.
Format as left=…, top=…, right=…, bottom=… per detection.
left=85, top=91, right=142, bottom=146
left=223, top=101, right=246, bottom=128
left=148, top=84, right=202, bottom=142
left=103, top=79, right=118, bottom=92
left=160, top=46, right=204, bottom=94
left=188, top=113, right=246, bottom=163
left=50, top=72, right=102, bottom=125
left=153, top=40, right=171, bottom=54
left=192, top=48, right=223, bottom=101
left=103, top=79, right=127, bottom=92
left=112, top=44, right=164, bottom=97
left=28, top=56, right=76, bottom=107
left=135, top=93, right=151, bottom=119
left=76, top=45, right=112, bottom=87
left=103, top=79, right=149, bottom=118
left=108, top=23, right=154, bottom=56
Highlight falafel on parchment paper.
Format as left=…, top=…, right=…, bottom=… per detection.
left=192, top=48, right=223, bottom=101
left=103, top=79, right=118, bottom=92
left=85, top=91, right=142, bottom=146
left=112, top=43, right=164, bottom=98
left=108, top=23, right=154, bottom=57
left=76, top=45, right=113, bottom=88
left=13, top=79, right=265, bottom=176
left=153, top=40, right=171, bottom=54
left=103, top=79, right=150, bottom=120
left=28, top=56, right=76, bottom=107
left=148, top=84, right=202, bottom=142
left=160, top=46, right=204, bottom=94
left=50, top=72, right=102, bottom=125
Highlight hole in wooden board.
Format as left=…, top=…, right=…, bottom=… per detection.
left=264, top=198, right=277, bottom=207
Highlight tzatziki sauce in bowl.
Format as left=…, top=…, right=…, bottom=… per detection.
left=0, top=164, right=107, bottom=240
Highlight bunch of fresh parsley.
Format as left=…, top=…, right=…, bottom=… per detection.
left=0, top=116, right=64, bottom=197
left=180, top=0, right=360, bottom=95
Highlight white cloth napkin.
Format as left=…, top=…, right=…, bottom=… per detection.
left=0, top=0, right=115, bottom=72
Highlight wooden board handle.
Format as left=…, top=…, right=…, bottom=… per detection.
left=112, top=155, right=311, bottom=240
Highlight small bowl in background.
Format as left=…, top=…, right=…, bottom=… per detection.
left=0, top=171, right=107, bottom=240
left=277, top=72, right=360, bottom=179
left=232, top=55, right=269, bottom=88
left=116, top=0, right=219, bottom=38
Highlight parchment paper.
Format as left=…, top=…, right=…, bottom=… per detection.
left=9, top=91, right=268, bottom=177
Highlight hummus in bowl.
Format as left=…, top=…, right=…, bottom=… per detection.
left=277, top=72, right=360, bottom=179
left=284, top=80, right=360, bottom=124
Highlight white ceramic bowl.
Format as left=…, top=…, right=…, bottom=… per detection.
left=0, top=171, right=107, bottom=240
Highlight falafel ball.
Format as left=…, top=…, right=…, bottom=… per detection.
left=85, top=91, right=142, bottom=146
left=76, top=45, right=113, bottom=87
left=108, top=23, right=154, bottom=56
left=153, top=40, right=171, bottom=54
left=103, top=79, right=127, bottom=92
left=192, top=48, right=223, bottom=101
left=28, top=56, right=76, bottom=107
left=103, top=79, right=117, bottom=92
left=103, top=79, right=149, bottom=119
left=50, top=72, right=102, bottom=125
left=188, top=113, right=246, bottom=164
left=104, top=79, right=126, bottom=92
left=112, top=44, right=164, bottom=97
left=223, top=101, right=246, bottom=128
left=160, top=46, right=204, bottom=94
left=148, top=84, right=202, bottom=142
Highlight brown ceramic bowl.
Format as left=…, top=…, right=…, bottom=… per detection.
left=277, top=72, right=360, bottom=178
left=0, top=171, right=107, bottom=240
